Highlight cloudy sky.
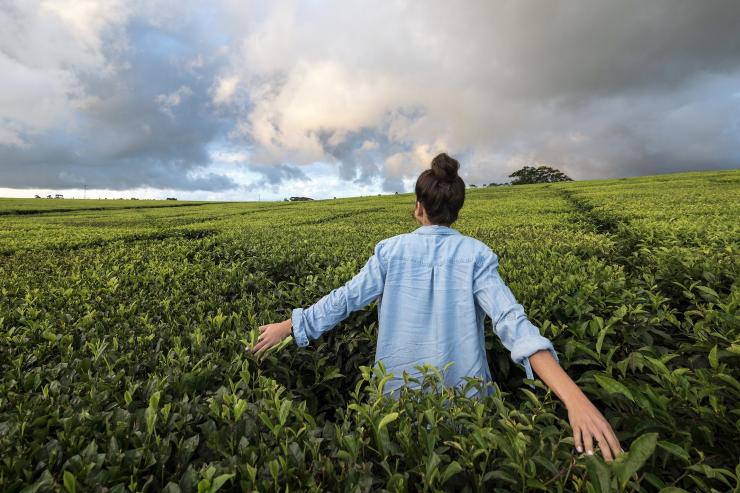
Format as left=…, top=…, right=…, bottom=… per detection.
left=1, top=0, right=739, bottom=200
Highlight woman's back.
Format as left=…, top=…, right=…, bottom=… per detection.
left=374, top=224, right=493, bottom=398
left=291, top=222, right=559, bottom=400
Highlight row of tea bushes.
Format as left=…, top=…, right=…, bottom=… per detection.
left=1, top=170, right=738, bottom=491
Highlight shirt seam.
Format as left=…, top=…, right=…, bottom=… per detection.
left=385, top=255, right=475, bottom=266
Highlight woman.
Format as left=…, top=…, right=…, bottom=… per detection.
left=248, top=153, right=623, bottom=463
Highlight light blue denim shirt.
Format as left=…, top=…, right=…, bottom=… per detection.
left=291, top=224, right=559, bottom=398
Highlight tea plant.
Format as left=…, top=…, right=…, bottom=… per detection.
left=0, top=169, right=738, bottom=492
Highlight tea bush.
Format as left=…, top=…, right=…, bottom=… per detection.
left=1, top=170, right=738, bottom=492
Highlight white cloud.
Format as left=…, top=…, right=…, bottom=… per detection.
left=0, top=0, right=131, bottom=145
left=40, top=0, right=130, bottom=72
left=210, top=149, right=249, bottom=164
left=211, top=75, right=239, bottom=105
left=155, top=85, right=193, bottom=118
left=1, top=0, right=739, bottom=197
left=214, top=0, right=740, bottom=185
left=384, top=143, right=448, bottom=178
left=360, top=140, right=379, bottom=151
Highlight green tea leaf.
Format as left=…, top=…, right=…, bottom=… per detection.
left=210, top=474, right=235, bottom=493
left=586, top=455, right=612, bottom=493
left=708, top=345, right=718, bottom=369
left=696, top=285, right=719, bottom=301
left=656, top=440, right=689, bottom=463
left=278, top=399, right=292, bottom=426
left=63, top=471, right=76, bottom=493
left=441, top=461, right=463, bottom=484
left=148, top=390, right=161, bottom=411
left=595, top=324, right=609, bottom=357
left=594, top=374, right=635, bottom=402
left=234, top=399, right=247, bottom=421
left=616, top=432, right=658, bottom=489
left=162, top=482, right=182, bottom=493
left=377, top=412, right=399, bottom=432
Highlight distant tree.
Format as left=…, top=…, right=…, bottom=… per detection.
left=469, top=184, right=477, bottom=188
left=34, top=194, right=41, bottom=198
left=508, top=165, right=572, bottom=185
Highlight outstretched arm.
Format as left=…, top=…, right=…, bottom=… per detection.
left=247, top=240, right=386, bottom=355
left=473, top=248, right=623, bottom=463
left=529, top=351, right=624, bottom=462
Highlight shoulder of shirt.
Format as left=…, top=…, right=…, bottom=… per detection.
left=459, top=235, right=498, bottom=265
left=374, top=232, right=408, bottom=252
left=375, top=231, right=497, bottom=262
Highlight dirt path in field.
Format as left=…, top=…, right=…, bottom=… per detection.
left=553, top=185, right=736, bottom=318
left=554, top=187, right=641, bottom=274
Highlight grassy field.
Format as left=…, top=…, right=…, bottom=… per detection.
left=1, top=169, right=738, bottom=492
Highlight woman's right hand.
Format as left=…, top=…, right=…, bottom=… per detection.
left=246, top=318, right=292, bottom=356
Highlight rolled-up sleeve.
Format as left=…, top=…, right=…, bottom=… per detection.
left=292, top=240, right=387, bottom=347
left=472, top=248, right=559, bottom=388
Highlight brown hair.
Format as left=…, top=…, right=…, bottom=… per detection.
left=414, top=153, right=465, bottom=226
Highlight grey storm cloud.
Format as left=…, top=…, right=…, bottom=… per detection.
left=0, top=2, right=240, bottom=191
left=1, top=0, right=739, bottom=193
left=241, top=163, right=310, bottom=192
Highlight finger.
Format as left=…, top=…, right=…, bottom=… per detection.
left=255, top=338, right=275, bottom=355
left=601, top=423, right=622, bottom=460
left=259, top=325, right=267, bottom=332
left=583, top=427, right=595, bottom=456
left=592, top=417, right=621, bottom=459
left=594, top=430, right=613, bottom=463
left=573, top=425, right=584, bottom=454
left=251, top=338, right=267, bottom=353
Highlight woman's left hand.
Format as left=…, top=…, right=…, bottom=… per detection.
left=246, top=318, right=292, bottom=356
left=527, top=350, right=624, bottom=463
left=567, top=393, right=624, bottom=463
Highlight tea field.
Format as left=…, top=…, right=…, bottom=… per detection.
left=0, top=169, right=738, bottom=492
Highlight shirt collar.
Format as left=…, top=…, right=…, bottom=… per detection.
left=413, top=224, right=461, bottom=235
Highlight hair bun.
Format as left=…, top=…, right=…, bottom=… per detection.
left=431, top=153, right=460, bottom=182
